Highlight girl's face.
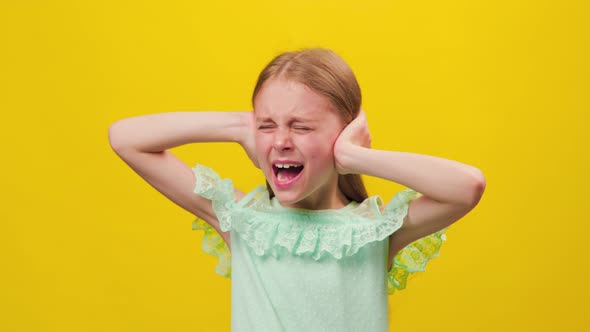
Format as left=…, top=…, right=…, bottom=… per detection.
left=254, top=78, right=347, bottom=210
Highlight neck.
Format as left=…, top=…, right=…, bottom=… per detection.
left=282, top=174, right=350, bottom=210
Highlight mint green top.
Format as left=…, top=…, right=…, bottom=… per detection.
left=191, top=164, right=447, bottom=332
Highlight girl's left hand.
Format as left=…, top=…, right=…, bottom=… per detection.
left=334, top=109, right=372, bottom=174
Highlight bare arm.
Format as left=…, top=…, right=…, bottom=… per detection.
left=109, top=111, right=249, bottom=152
left=108, top=111, right=256, bottom=250
left=334, top=110, right=486, bottom=270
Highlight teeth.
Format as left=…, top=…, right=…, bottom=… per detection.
left=275, top=163, right=301, bottom=168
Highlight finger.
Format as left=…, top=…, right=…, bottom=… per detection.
left=355, top=109, right=367, bottom=125
left=356, top=109, right=367, bottom=122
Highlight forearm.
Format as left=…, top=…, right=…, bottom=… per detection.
left=108, top=111, right=248, bottom=152
left=342, top=146, right=485, bottom=206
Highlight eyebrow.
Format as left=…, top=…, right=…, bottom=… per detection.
left=256, top=116, right=317, bottom=123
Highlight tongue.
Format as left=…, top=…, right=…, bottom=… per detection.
left=277, top=167, right=301, bottom=182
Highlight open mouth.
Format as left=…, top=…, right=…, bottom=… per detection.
left=272, top=162, right=304, bottom=186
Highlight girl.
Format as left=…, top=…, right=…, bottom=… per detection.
left=109, top=48, right=485, bottom=332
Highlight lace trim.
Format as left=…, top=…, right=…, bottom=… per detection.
left=386, top=228, right=448, bottom=295
left=192, top=164, right=237, bottom=233
left=227, top=194, right=411, bottom=261
left=192, top=218, right=231, bottom=278
left=190, top=163, right=448, bottom=289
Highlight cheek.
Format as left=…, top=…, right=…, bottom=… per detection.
left=255, top=135, right=270, bottom=152
left=314, top=132, right=339, bottom=153
left=309, top=133, right=339, bottom=166
left=304, top=139, right=335, bottom=161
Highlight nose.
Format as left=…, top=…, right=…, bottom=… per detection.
left=272, top=128, right=293, bottom=151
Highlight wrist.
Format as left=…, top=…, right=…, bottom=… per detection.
left=336, top=144, right=365, bottom=175
left=235, top=111, right=253, bottom=145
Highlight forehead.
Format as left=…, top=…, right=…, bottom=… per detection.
left=254, top=79, right=337, bottom=121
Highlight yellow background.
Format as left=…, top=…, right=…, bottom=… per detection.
left=2, top=0, right=588, bottom=331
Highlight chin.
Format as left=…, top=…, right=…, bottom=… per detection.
left=273, top=191, right=299, bottom=204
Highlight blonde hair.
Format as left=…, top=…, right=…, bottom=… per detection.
left=251, top=47, right=368, bottom=203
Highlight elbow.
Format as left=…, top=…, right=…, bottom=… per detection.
left=108, top=122, right=121, bottom=151
left=108, top=121, right=129, bottom=153
left=468, top=168, right=486, bottom=207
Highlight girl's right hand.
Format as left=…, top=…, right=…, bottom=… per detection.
left=240, top=111, right=260, bottom=169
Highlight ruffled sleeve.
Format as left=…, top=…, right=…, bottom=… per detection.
left=383, top=188, right=449, bottom=295
left=191, top=163, right=237, bottom=233
left=192, top=218, right=232, bottom=278
left=190, top=163, right=236, bottom=279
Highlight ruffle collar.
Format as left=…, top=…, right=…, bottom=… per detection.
left=192, top=163, right=417, bottom=262
left=191, top=163, right=448, bottom=296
